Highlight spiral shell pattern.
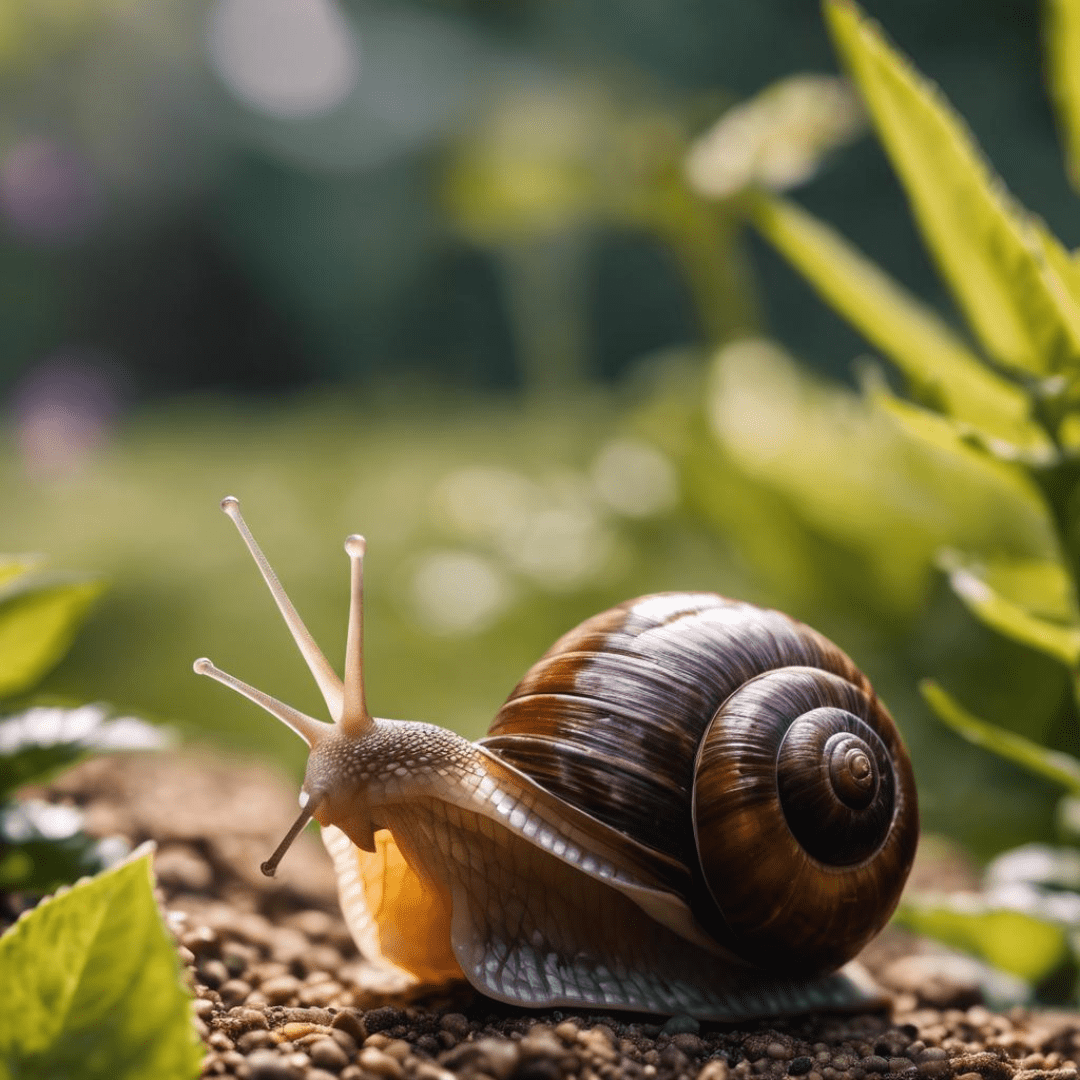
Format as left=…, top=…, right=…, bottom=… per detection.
left=693, top=665, right=916, bottom=971
left=481, top=592, right=918, bottom=976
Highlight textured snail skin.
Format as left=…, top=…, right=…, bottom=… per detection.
left=196, top=506, right=918, bottom=1021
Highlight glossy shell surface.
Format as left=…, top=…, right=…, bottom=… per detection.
left=479, top=592, right=918, bottom=974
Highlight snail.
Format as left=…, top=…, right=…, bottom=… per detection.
left=194, top=497, right=918, bottom=1020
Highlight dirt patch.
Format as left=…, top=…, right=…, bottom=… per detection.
left=30, top=751, right=1080, bottom=1080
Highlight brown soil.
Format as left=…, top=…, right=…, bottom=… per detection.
left=34, top=751, right=1080, bottom=1080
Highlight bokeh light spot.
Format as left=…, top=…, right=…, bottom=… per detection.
left=207, top=0, right=360, bottom=119
left=590, top=437, right=677, bottom=518
left=411, top=550, right=514, bottom=636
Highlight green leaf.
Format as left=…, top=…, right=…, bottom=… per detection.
left=1047, top=0, right=1080, bottom=194
left=0, top=558, right=42, bottom=591
left=921, top=679, right=1080, bottom=792
left=866, top=381, right=1056, bottom=504
left=686, top=74, right=866, bottom=198
left=895, top=893, right=1070, bottom=982
left=0, top=851, right=202, bottom=1080
left=749, top=192, right=1050, bottom=453
left=938, top=553, right=1080, bottom=665
left=825, top=0, right=1080, bottom=375
left=1033, top=218, right=1080, bottom=309
left=0, top=575, right=105, bottom=700
left=0, top=705, right=170, bottom=799
left=0, top=836, right=103, bottom=895
left=937, top=550, right=1078, bottom=624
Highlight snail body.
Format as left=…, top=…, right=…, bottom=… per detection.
left=195, top=499, right=918, bottom=1020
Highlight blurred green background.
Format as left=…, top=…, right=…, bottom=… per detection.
left=0, top=0, right=1070, bottom=863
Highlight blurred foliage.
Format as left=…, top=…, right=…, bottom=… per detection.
left=0, top=558, right=166, bottom=895
left=0, top=0, right=1066, bottom=399
left=0, top=851, right=201, bottom=1080
left=733, top=0, right=1080, bottom=1001
left=0, top=366, right=1061, bottom=863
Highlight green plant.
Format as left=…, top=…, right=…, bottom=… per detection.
left=0, top=557, right=165, bottom=895
left=0, top=851, right=202, bottom=1080
left=0, top=559, right=197, bottom=1077
left=716, top=0, right=1080, bottom=998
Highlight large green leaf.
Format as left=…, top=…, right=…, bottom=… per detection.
left=0, top=575, right=104, bottom=700
left=895, top=894, right=1070, bottom=983
left=1047, top=0, right=1080, bottom=194
left=921, top=679, right=1080, bottom=792
left=825, top=0, right=1080, bottom=375
left=749, top=192, right=1049, bottom=452
left=0, top=851, right=201, bottom=1080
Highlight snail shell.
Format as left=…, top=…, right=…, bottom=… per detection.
left=482, top=592, right=918, bottom=977
left=196, top=500, right=919, bottom=1020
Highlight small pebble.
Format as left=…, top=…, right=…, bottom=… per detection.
left=261, top=975, right=301, bottom=1005
left=415, top=1064, right=456, bottom=1080
left=358, top=1046, right=405, bottom=1080
left=199, top=959, right=229, bottom=988
left=671, top=1034, right=705, bottom=1056
left=331, top=1010, right=367, bottom=1043
left=521, top=1030, right=563, bottom=1060
left=474, top=1037, right=520, bottom=1080
left=513, top=1060, right=562, bottom=1080
left=309, top=1037, right=349, bottom=1071
left=383, top=1039, right=411, bottom=1062
left=299, top=980, right=343, bottom=1007
left=245, top=1048, right=297, bottom=1080
left=661, top=1014, right=700, bottom=1036
left=437, top=1012, right=469, bottom=1036
left=238, top=1030, right=276, bottom=1052
left=218, top=978, right=252, bottom=1006
left=918, top=1049, right=949, bottom=1063
left=193, top=998, right=216, bottom=1021
left=700, top=1062, right=730, bottom=1080
left=789, top=1057, right=814, bottom=1076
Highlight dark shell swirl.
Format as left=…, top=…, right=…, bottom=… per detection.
left=479, top=593, right=918, bottom=974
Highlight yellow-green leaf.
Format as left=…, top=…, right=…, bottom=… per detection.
left=749, top=192, right=1051, bottom=453
left=921, top=679, right=1080, bottom=791
left=868, top=382, right=1056, bottom=490
left=941, top=557, right=1080, bottom=666
left=0, top=557, right=42, bottom=590
left=825, top=0, right=1080, bottom=375
left=0, top=851, right=201, bottom=1080
left=0, top=575, right=104, bottom=700
left=895, top=894, right=1070, bottom=983
left=1047, top=0, right=1080, bottom=194
left=936, top=551, right=1078, bottom=625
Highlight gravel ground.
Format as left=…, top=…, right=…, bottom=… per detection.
left=27, top=751, right=1080, bottom=1080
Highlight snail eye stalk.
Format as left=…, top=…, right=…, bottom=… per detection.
left=260, top=794, right=319, bottom=878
